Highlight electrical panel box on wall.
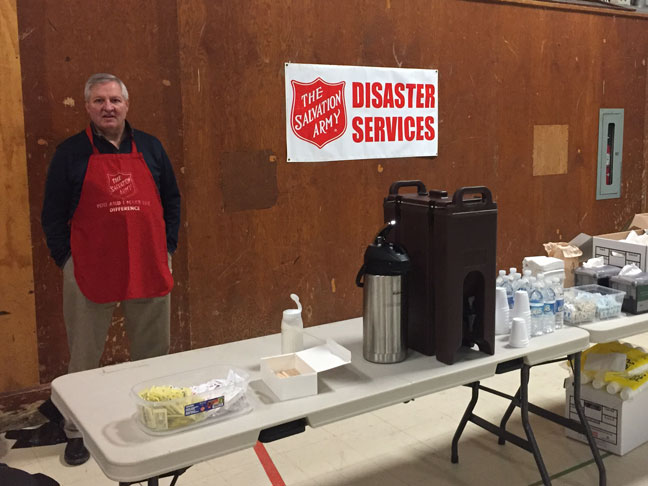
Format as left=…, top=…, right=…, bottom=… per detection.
left=596, top=109, right=624, bottom=200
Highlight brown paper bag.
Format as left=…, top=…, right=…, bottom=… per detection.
left=543, top=242, right=583, bottom=287
left=629, top=213, right=648, bottom=231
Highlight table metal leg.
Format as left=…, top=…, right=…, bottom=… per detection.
left=569, top=353, right=606, bottom=486
left=497, top=387, right=520, bottom=445
left=519, top=364, right=551, bottom=485
left=452, top=354, right=606, bottom=486
left=451, top=381, right=480, bottom=463
left=117, top=466, right=188, bottom=486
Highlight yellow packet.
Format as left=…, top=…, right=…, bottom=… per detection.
left=583, top=342, right=648, bottom=378
left=605, top=371, right=648, bottom=391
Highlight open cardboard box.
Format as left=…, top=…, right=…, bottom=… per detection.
left=593, top=230, right=647, bottom=271
left=592, top=213, right=648, bottom=271
left=261, top=338, right=351, bottom=401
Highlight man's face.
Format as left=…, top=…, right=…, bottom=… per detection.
left=85, top=81, right=129, bottom=135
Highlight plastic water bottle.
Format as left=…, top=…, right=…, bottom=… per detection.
left=496, top=269, right=507, bottom=287
left=516, top=269, right=532, bottom=293
left=529, top=280, right=544, bottom=337
left=542, top=276, right=556, bottom=334
left=509, top=268, right=520, bottom=290
left=502, top=275, right=515, bottom=309
left=552, top=277, right=564, bottom=329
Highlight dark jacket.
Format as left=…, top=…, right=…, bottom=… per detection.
left=41, top=122, right=181, bottom=267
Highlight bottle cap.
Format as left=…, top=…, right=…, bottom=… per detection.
left=282, top=294, right=302, bottom=323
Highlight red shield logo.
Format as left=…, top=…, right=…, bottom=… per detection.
left=107, top=172, right=136, bottom=197
left=290, top=78, right=347, bottom=149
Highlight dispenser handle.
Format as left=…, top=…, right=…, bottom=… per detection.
left=452, top=186, right=493, bottom=207
left=355, top=264, right=366, bottom=288
left=388, top=180, right=427, bottom=196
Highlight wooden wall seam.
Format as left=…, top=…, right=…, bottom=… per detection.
left=643, top=59, right=648, bottom=213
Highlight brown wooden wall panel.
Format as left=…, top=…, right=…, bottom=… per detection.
left=6, top=0, right=648, bottom=390
left=0, top=0, right=39, bottom=393
left=178, top=0, right=648, bottom=349
left=17, top=0, right=189, bottom=383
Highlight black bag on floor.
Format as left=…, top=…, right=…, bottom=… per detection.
left=0, top=463, right=59, bottom=486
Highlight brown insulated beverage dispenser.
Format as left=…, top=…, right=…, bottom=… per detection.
left=384, top=181, right=497, bottom=365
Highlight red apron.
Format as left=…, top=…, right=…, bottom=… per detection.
left=70, top=126, right=173, bottom=303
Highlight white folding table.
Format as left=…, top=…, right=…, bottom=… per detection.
left=51, top=317, right=598, bottom=486
left=575, top=313, right=648, bottom=343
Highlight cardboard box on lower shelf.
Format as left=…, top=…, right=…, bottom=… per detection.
left=565, top=377, right=648, bottom=455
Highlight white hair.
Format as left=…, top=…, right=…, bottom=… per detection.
left=84, top=73, right=129, bottom=101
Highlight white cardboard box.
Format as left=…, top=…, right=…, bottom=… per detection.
left=565, top=377, right=648, bottom=455
left=592, top=230, right=648, bottom=271
left=261, top=339, right=351, bottom=401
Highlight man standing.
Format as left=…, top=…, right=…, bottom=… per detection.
left=41, top=73, right=181, bottom=465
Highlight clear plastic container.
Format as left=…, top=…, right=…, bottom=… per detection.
left=564, top=284, right=625, bottom=324
left=131, top=366, right=252, bottom=435
left=563, top=287, right=596, bottom=325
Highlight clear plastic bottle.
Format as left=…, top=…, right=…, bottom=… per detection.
left=552, top=277, right=564, bottom=330
left=542, top=276, right=556, bottom=334
left=502, top=275, right=515, bottom=309
left=496, top=269, right=507, bottom=287
left=529, top=280, right=544, bottom=337
left=509, top=268, right=520, bottom=291
left=516, top=269, right=532, bottom=293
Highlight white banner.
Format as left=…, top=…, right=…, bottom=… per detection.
left=285, top=63, right=438, bottom=162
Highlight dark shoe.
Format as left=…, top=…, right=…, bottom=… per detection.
left=64, top=438, right=89, bottom=466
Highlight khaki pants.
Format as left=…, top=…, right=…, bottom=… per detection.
left=62, top=256, right=171, bottom=438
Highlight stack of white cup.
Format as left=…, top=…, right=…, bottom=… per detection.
left=495, top=287, right=510, bottom=335
left=509, top=317, right=530, bottom=348
left=511, top=290, right=532, bottom=338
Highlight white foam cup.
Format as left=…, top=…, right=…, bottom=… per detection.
left=509, top=317, right=530, bottom=348
left=512, top=290, right=531, bottom=336
left=495, top=286, right=509, bottom=308
left=495, top=287, right=510, bottom=335
left=495, top=305, right=510, bottom=335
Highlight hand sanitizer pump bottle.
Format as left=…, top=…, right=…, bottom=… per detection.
left=281, top=294, right=303, bottom=354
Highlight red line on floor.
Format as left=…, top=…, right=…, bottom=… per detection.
left=254, top=440, right=286, bottom=486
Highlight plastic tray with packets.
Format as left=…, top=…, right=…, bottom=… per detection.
left=131, top=366, right=252, bottom=435
left=563, top=284, right=625, bottom=325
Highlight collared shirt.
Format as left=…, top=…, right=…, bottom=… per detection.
left=42, top=121, right=181, bottom=267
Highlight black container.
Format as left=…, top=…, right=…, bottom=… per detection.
left=610, top=272, right=648, bottom=314
left=574, top=265, right=621, bottom=288
left=384, top=181, right=497, bottom=365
